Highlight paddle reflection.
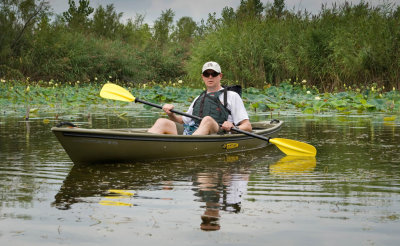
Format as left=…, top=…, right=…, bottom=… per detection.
left=99, top=189, right=136, bottom=207
left=269, top=156, right=317, bottom=175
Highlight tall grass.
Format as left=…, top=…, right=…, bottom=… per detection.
left=187, top=2, right=400, bottom=91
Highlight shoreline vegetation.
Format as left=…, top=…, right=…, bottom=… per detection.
left=1, top=0, right=400, bottom=91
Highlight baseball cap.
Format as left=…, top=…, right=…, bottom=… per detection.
left=202, top=61, right=221, bottom=73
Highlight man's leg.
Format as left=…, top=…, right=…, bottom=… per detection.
left=192, top=116, right=219, bottom=135
left=147, top=118, right=178, bottom=134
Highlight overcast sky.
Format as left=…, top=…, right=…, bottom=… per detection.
left=49, top=0, right=399, bottom=25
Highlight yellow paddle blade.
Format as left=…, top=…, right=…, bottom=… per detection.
left=269, top=138, right=317, bottom=157
left=100, top=83, right=135, bottom=102
left=269, top=156, right=316, bottom=175
left=108, top=189, right=135, bottom=196
left=99, top=200, right=133, bottom=207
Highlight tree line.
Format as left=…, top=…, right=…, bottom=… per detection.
left=1, top=0, right=399, bottom=91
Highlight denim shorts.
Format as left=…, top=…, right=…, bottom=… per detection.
left=183, top=123, right=199, bottom=135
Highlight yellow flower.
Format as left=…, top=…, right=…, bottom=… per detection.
left=26, top=86, right=30, bottom=92
left=307, top=91, right=311, bottom=94
left=393, top=87, right=396, bottom=91
left=315, top=96, right=321, bottom=100
left=95, top=77, right=98, bottom=81
left=0, top=79, right=5, bottom=83
left=371, top=87, right=375, bottom=92
left=178, top=80, right=183, bottom=84
left=302, top=79, right=307, bottom=84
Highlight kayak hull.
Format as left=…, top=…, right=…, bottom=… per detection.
left=52, top=120, right=283, bottom=164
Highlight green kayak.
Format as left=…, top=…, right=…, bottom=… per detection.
left=52, top=120, right=283, bottom=164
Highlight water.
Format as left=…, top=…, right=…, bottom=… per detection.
left=1, top=107, right=400, bottom=245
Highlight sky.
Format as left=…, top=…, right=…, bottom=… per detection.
left=49, top=0, right=399, bottom=25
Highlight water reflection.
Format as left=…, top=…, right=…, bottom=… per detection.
left=269, top=156, right=316, bottom=175
left=53, top=153, right=265, bottom=231
left=53, top=154, right=318, bottom=231
left=194, top=166, right=250, bottom=231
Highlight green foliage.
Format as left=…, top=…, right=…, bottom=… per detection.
left=173, top=16, right=197, bottom=44
left=0, top=0, right=50, bottom=60
left=0, top=65, right=24, bottom=80
left=0, top=0, right=399, bottom=92
left=237, top=0, right=264, bottom=20
left=1, top=80, right=399, bottom=116
left=187, top=0, right=400, bottom=90
left=91, top=4, right=123, bottom=39
left=63, top=0, right=93, bottom=30
left=153, top=9, right=175, bottom=49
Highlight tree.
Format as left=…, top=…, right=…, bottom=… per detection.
left=221, top=6, right=236, bottom=25
left=0, top=0, right=50, bottom=62
left=174, top=16, right=197, bottom=43
left=266, top=0, right=286, bottom=18
left=121, top=14, right=152, bottom=48
left=62, top=0, right=93, bottom=30
left=237, top=0, right=264, bottom=20
left=153, top=9, right=175, bottom=48
left=92, top=4, right=123, bottom=39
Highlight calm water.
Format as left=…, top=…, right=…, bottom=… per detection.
left=1, top=106, right=400, bottom=245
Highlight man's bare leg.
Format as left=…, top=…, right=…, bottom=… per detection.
left=192, top=116, right=219, bottom=135
left=147, top=118, right=178, bottom=134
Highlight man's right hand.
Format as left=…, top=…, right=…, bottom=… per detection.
left=162, top=104, right=175, bottom=116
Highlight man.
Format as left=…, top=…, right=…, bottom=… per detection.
left=147, top=61, right=252, bottom=135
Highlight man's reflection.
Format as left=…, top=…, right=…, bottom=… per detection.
left=193, top=170, right=249, bottom=231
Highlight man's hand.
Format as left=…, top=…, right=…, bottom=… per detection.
left=221, top=121, right=234, bottom=131
left=162, top=104, right=175, bottom=116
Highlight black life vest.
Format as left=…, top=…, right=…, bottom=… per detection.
left=192, top=85, right=241, bottom=125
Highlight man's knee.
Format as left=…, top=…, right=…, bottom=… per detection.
left=200, top=116, right=217, bottom=125
left=155, top=118, right=173, bottom=127
left=195, top=116, right=219, bottom=135
left=148, top=118, right=177, bottom=134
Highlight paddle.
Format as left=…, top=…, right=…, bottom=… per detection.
left=100, top=83, right=317, bottom=157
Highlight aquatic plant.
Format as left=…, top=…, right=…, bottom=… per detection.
left=1, top=80, right=399, bottom=119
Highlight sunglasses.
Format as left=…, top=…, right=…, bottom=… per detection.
left=202, top=71, right=220, bottom=77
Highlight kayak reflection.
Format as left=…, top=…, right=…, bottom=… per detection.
left=269, top=156, right=317, bottom=175
left=52, top=154, right=259, bottom=231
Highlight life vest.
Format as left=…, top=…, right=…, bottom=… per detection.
left=192, top=86, right=241, bottom=125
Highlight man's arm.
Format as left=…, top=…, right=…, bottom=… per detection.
left=237, top=119, right=252, bottom=132
left=162, top=104, right=184, bottom=124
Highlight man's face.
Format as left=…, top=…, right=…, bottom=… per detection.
left=202, top=69, right=222, bottom=88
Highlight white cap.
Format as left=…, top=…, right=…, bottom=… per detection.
left=202, top=61, right=221, bottom=73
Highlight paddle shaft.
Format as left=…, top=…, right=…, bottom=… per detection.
left=135, top=98, right=271, bottom=142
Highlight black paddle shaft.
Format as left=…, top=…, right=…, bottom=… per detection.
left=135, top=98, right=271, bottom=142
left=135, top=98, right=202, bottom=121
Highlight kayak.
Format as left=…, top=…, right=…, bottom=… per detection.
left=52, top=120, right=283, bottom=164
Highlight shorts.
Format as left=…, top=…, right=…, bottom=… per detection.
left=183, top=123, right=199, bottom=135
